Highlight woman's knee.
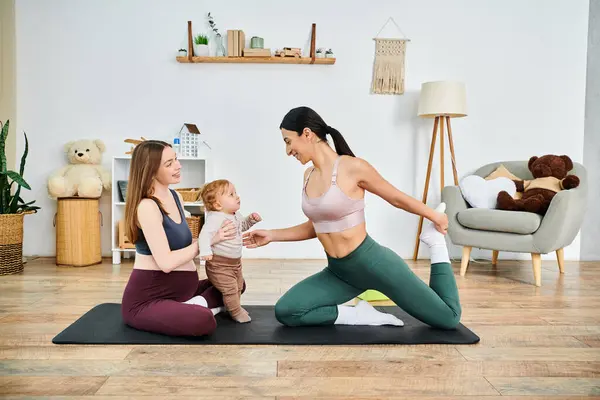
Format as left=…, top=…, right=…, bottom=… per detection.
left=434, top=310, right=462, bottom=330
left=274, top=297, right=301, bottom=326
left=187, top=309, right=217, bottom=336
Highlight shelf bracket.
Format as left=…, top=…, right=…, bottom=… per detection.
left=187, top=20, right=193, bottom=61
left=310, top=23, right=316, bottom=64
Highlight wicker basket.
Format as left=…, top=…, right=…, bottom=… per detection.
left=175, top=188, right=202, bottom=202
left=186, top=215, right=202, bottom=238
left=0, top=211, right=33, bottom=276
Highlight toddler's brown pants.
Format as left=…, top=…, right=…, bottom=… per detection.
left=205, top=254, right=248, bottom=322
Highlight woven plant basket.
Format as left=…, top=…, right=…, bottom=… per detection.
left=0, top=211, right=33, bottom=276
left=186, top=215, right=202, bottom=238
left=175, top=188, right=202, bottom=202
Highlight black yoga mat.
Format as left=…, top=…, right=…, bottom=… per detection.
left=52, top=303, right=479, bottom=345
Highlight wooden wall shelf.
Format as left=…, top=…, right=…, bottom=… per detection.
left=176, top=56, right=335, bottom=65
left=181, top=21, right=334, bottom=66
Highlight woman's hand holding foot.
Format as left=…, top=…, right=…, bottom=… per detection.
left=428, top=203, right=448, bottom=235
left=420, top=203, right=450, bottom=264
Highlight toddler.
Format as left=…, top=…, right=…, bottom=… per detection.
left=198, top=179, right=261, bottom=323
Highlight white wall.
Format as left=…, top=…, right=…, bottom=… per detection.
left=16, top=0, right=590, bottom=261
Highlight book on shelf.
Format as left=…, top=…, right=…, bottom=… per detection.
left=226, top=29, right=248, bottom=57
left=227, top=30, right=235, bottom=56
left=238, top=30, right=245, bottom=56
left=243, top=48, right=271, bottom=57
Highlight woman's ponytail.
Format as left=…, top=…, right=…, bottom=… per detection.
left=327, top=126, right=355, bottom=157
left=280, top=106, right=356, bottom=157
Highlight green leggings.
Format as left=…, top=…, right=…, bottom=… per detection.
left=274, top=235, right=462, bottom=330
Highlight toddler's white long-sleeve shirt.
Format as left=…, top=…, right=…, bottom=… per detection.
left=198, top=211, right=258, bottom=258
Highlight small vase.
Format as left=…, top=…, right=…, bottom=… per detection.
left=215, top=35, right=226, bottom=57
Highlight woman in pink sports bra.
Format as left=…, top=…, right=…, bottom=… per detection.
left=243, top=106, right=462, bottom=329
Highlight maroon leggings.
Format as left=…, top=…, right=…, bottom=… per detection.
left=121, top=269, right=246, bottom=337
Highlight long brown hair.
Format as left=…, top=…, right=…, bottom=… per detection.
left=124, top=140, right=171, bottom=243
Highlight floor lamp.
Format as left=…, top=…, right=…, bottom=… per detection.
left=413, top=81, right=467, bottom=261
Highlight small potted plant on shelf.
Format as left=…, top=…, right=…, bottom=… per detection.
left=316, top=48, right=325, bottom=58
left=325, top=48, right=335, bottom=58
left=193, top=34, right=209, bottom=57
left=178, top=48, right=187, bottom=57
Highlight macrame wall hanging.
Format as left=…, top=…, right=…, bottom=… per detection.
left=371, top=17, right=410, bottom=95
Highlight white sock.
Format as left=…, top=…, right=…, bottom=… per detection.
left=420, top=203, right=450, bottom=264
left=211, top=306, right=225, bottom=316
left=334, top=300, right=404, bottom=326
left=183, top=295, right=208, bottom=308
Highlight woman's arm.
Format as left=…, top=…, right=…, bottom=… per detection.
left=137, top=199, right=198, bottom=273
left=242, top=220, right=316, bottom=249
left=271, top=220, right=316, bottom=242
left=352, top=157, right=442, bottom=223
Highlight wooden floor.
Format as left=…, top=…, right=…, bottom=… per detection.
left=1, top=255, right=600, bottom=399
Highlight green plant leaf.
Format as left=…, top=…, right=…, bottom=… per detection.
left=0, top=120, right=8, bottom=173
left=18, top=131, right=28, bottom=176
left=19, top=199, right=36, bottom=207
left=10, top=131, right=30, bottom=213
left=0, top=175, right=8, bottom=213
left=194, top=34, right=209, bottom=45
left=1, top=170, right=30, bottom=190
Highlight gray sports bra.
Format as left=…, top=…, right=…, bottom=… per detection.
left=135, top=189, right=192, bottom=255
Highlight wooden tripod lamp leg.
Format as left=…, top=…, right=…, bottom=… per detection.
left=440, top=116, right=445, bottom=193
left=413, top=117, right=439, bottom=261
left=446, top=116, right=459, bottom=185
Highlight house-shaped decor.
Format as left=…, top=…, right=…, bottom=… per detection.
left=178, top=123, right=211, bottom=158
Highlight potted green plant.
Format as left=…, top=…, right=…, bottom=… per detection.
left=0, top=120, right=39, bottom=275
left=178, top=48, right=187, bottom=57
left=193, top=34, right=209, bottom=57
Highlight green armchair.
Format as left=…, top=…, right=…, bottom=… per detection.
left=442, top=161, right=588, bottom=286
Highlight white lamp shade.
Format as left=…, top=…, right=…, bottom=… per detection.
left=418, top=81, right=467, bottom=118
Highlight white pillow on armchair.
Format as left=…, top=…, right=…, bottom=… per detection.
left=459, top=175, right=517, bottom=209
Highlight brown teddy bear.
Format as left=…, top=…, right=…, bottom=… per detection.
left=496, top=154, right=580, bottom=215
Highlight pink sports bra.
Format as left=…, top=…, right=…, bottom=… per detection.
left=301, top=156, right=366, bottom=233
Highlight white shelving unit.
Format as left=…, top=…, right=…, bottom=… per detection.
left=111, top=151, right=213, bottom=264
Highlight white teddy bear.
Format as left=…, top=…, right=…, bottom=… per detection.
left=47, top=139, right=112, bottom=198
